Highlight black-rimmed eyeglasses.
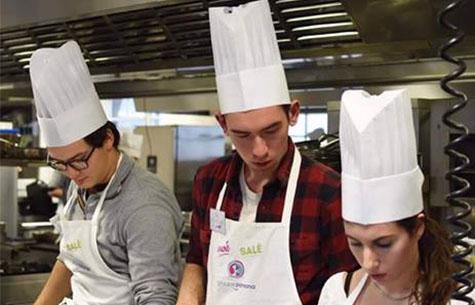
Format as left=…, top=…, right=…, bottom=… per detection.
left=47, top=147, right=96, bottom=171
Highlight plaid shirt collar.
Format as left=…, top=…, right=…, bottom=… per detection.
left=224, top=137, right=296, bottom=191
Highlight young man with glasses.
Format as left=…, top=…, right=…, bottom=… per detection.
left=30, top=41, right=184, bottom=305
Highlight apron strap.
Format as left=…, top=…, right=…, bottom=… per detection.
left=62, top=184, right=79, bottom=220
left=344, top=271, right=354, bottom=297
left=281, top=148, right=301, bottom=226
left=345, top=273, right=368, bottom=305
left=91, top=153, right=123, bottom=222
left=215, top=182, right=227, bottom=211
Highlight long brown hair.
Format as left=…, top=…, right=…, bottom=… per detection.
left=397, top=215, right=458, bottom=305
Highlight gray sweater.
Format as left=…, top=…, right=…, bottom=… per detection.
left=60, top=153, right=184, bottom=305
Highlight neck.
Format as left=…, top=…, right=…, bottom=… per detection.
left=88, top=149, right=120, bottom=192
left=243, top=164, right=276, bottom=193
left=243, top=144, right=289, bottom=193
left=104, top=149, right=121, bottom=182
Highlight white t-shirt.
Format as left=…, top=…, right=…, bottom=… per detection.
left=318, top=271, right=475, bottom=305
left=239, top=167, right=262, bottom=223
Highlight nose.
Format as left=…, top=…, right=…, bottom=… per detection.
left=362, top=247, right=380, bottom=271
left=65, top=166, right=81, bottom=180
left=252, top=136, right=269, bottom=159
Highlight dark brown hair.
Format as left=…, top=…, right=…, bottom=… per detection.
left=397, top=215, right=458, bottom=305
left=281, top=104, right=291, bottom=115
left=84, top=121, right=120, bottom=148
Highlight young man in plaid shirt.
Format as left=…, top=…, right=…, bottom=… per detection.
left=176, top=1, right=356, bottom=305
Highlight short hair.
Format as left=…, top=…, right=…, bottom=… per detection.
left=281, top=104, right=291, bottom=121
left=84, top=121, right=120, bottom=148
left=281, top=104, right=291, bottom=114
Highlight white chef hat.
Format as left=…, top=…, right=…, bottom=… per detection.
left=119, top=132, right=143, bottom=159
left=30, top=40, right=108, bottom=147
left=339, top=89, right=424, bottom=225
left=209, top=0, right=290, bottom=114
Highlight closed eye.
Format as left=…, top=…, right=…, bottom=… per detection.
left=263, top=127, right=279, bottom=135
left=234, top=132, right=250, bottom=139
left=375, top=241, right=393, bottom=249
left=69, top=155, right=88, bottom=162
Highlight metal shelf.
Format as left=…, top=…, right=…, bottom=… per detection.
left=0, top=158, right=47, bottom=167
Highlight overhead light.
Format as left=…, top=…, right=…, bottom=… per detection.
left=0, top=83, right=15, bottom=90
left=8, top=43, right=37, bottom=50
left=21, top=222, right=53, bottom=228
left=281, top=2, right=342, bottom=13
left=287, top=12, right=348, bottom=22
left=7, top=96, right=32, bottom=102
left=293, top=21, right=353, bottom=32
left=298, top=31, right=359, bottom=41
left=14, top=51, right=34, bottom=57
left=95, top=57, right=112, bottom=62
left=282, top=58, right=306, bottom=64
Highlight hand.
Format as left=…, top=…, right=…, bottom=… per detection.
left=48, top=188, right=64, bottom=198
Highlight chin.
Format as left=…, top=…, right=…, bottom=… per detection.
left=76, top=180, right=92, bottom=189
left=251, top=162, right=273, bottom=171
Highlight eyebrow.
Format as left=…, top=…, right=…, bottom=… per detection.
left=230, top=122, right=282, bottom=134
left=346, top=234, right=395, bottom=243
left=49, top=151, right=88, bottom=163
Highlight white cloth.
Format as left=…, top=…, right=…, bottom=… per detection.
left=205, top=149, right=302, bottom=305
left=317, top=272, right=367, bottom=305
left=209, top=0, right=290, bottom=114
left=339, top=89, right=424, bottom=224
left=30, top=40, right=107, bottom=147
left=51, top=155, right=133, bottom=305
left=239, top=167, right=262, bottom=223
left=318, top=271, right=475, bottom=305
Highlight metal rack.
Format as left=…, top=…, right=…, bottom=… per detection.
left=0, top=0, right=361, bottom=81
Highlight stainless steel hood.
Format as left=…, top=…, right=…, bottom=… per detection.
left=341, top=0, right=475, bottom=43
left=1, top=0, right=363, bottom=82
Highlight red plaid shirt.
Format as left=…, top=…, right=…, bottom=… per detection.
left=186, top=140, right=357, bottom=304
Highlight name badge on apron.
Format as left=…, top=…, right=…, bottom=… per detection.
left=210, top=208, right=226, bottom=235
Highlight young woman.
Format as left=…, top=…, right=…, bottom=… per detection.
left=319, top=213, right=469, bottom=305
left=318, top=89, right=474, bottom=305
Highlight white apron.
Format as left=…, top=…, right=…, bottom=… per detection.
left=344, top=273, right=368, bottom=305
left=205, top=149, right=303, bottom=305
left=51, top=155, right=133, bottom=305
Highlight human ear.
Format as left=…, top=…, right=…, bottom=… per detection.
left=104, top=129, right=115, bottom=150
left=215, top=113, right=228, bottom=134
left=415, top=213, right=426, bottom=240
left=288, top=99, right=300, bottom=126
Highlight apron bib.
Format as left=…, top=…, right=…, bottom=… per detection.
left=205, top=149, right=303, bottom=305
